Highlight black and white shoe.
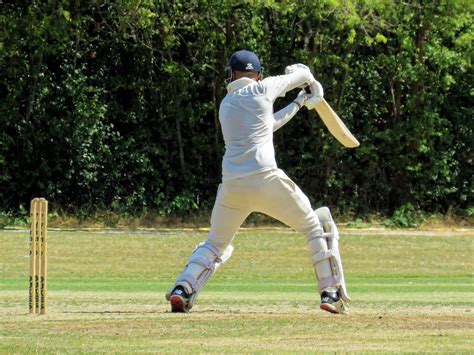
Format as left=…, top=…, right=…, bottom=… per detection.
left=320, top=290, right=348, bottom=314
left=168, top=286, right=190, bottom=313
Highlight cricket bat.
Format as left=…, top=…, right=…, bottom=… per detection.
left=313, top=99, right=360, bottom=148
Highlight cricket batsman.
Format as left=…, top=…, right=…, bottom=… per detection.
left=166, top=50, right=350, bottom=314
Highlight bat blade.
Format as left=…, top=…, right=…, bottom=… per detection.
left=314, top=99, right=360, bottom=148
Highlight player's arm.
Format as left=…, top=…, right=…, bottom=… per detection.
left=263, top=64, right=319, bottom=102
left=273, top=91, right=309, bottom=132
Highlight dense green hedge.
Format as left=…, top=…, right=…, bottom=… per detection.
left=1, top=1, right=472, bottom=217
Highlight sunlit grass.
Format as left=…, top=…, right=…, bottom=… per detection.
left=0, top=229, right=472, bottom=353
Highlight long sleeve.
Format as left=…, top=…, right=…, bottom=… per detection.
left=262, top=67, right=315, bottom=103
left=273, top=102, right=300, bottom=132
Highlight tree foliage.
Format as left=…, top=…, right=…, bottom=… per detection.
left=0, top=0, right=472, bottom=217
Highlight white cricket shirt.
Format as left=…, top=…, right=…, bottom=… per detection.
left=219, top=68, right=315, bottom=181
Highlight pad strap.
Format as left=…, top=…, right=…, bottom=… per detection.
left=186, top=255, right=214, bottom=269
left=200, top=242, right=222, bottom=260
left=311, top=250, right=335, bottom=264
left=307, top=232, right=336, bottom=241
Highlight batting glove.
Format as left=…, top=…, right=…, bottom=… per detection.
left=293, top=90, right=309, bottom=109
left=305, top=80, right=324, bottom=109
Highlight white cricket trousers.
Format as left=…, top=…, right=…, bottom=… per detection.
left=206, top=169, right=333, bottom=281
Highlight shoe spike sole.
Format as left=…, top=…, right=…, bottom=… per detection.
left=320, top=303, right=338, bottom=314
left=170, top=295, right=188, bottom=313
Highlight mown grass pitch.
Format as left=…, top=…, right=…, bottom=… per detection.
left=1, top=228, right=473, bottom=353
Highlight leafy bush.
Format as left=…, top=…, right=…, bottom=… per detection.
left=387, top=203, right=423, bottom=228
left=0, top=1, right=472, bottom=219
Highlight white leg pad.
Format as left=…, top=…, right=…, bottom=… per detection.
left=307, top=232, right=335, bottom=291
left=312, top=207, right=350, bottom=302
left=166, top=242, right=233, bottom=307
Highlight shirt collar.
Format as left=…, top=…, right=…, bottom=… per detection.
left=227, top=77, right=256, bottom=93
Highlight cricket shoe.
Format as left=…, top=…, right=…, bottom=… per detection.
left=320, top=290, right=348, bottom=314
left=168, top=286, right=190, bottom=313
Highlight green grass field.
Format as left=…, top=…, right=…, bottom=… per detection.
left=1, top=228, right=473, bottom=353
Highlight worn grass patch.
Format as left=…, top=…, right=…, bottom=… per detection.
left=0, top=229, right=473, bottom=353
